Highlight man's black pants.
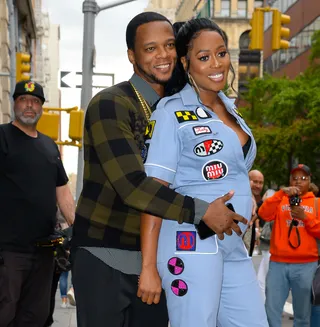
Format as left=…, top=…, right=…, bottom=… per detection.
left=72, top=248, right=169, bottom=327
left=0, top=249, right=54, bottom=327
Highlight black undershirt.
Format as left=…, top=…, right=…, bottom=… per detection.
left=242, top=137, right=252, bottom=159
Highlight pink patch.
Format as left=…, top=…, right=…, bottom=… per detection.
left=174, top=267, right=183, bottom=274
left=168, top=258, right=177, bottom=266
left=171, top=286, right=179, bottom=296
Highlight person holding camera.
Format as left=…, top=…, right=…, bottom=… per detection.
left=258, top=164, right=320, bottom=327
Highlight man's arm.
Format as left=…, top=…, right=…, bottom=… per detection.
left=258, top=190, right=285, bottom=222
left=56, top=184, right=75, bottom=226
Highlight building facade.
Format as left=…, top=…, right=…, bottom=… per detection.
left=0, top=0, right=60, bottom=124
left=0, top=0, right=37, bottom=123
left=263, top=0, right=320, bottom=78
left=145, top=0, right=180, bottom=22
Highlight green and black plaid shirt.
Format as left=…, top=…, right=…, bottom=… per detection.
left=73, top=80, right=195, bottom=250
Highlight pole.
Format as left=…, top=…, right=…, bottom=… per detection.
left=76, top=0, right=97, bottom=202
left=75, top=0, right=136, bottom=202
left=98, top=0, right=135, bottom=11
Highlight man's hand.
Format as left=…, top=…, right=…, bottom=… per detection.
left=202, top=191, right=248, bottom=240
left=282, top=186, right=301, bottom=197
left=137, top=265, right=162, bottom=305
left=291, top=206, right=306, bottom=220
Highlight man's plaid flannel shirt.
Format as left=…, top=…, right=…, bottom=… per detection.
left=73, top=81, right=195, bottom=250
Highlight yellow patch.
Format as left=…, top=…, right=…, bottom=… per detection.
left=175, top=110, right=198, bottom=123
left=25, top=81, right=35, bottom=92
left=145, top=120, right=156, bottom=140
left=234, top=108, right=243, bottom=118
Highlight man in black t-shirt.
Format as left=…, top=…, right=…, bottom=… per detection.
left=0, top=80, right=75, bottom=327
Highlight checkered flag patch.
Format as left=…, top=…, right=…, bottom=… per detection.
left=208, top=140, right=223, bottom=154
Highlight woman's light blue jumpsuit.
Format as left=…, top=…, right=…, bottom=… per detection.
left=144, top=84, right=268, bottom=327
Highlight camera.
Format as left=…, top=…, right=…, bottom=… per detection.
left=289, top=195, right=301, bottom=206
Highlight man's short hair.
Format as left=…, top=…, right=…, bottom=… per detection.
left=126, top=12, right=172, bottom=50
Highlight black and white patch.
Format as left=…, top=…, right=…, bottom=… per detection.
left=194, top=139, right=223, bottom=157
left=202, top=160, right=228, bottom=181
left=193, top=126, right=212, bottom=136
left=196, top=107, right=211, bottom=119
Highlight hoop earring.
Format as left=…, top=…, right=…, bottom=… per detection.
left=187, top=72, right=201, bottom=96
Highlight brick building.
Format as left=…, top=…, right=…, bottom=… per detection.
left=263, top=0, right=320, bottom=78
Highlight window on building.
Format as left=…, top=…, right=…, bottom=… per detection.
left=221, top=0, right=230, bottom=17
left=254, top=1, right=263, bottom=8
left=238, top=0, right=247, bottom=18
left=269, top=16, right=320, bottom=72
left=264, top=0, right=298, bottom=30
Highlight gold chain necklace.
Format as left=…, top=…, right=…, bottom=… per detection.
left=130, top=82, right=152, bottom=120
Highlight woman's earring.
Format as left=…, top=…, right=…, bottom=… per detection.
left=187, top=72, right=201, bottom=95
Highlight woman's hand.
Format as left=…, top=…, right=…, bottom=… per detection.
left=137, top=265, right=162, bottom=305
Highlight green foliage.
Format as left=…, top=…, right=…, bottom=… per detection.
left=310, top=29, right=320, bottom=62
left=239, top=62, right=320, bottom=188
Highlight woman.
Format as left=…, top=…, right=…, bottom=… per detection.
left=138, top=18, right=268, bottom=327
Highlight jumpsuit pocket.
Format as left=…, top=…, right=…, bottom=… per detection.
left=157, top=221, right=219, bottom=269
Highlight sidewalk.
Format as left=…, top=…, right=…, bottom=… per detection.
left=52, top=291, right=76, bottom=327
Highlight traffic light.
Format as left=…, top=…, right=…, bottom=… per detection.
left=272, top=9, right=291, bottom=51
left=69, top=109, right=84, bottom=141
left=37, top=111, right=60, bottom=141
left=249, top=9, right=264, bottom=50
left=16, top=52, right=31, bottom=82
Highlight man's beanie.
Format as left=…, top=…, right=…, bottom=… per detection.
left=13, top=80, right=45, bottom=104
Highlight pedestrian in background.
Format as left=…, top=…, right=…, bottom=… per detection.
left=0, top=80, right=74, bottom=327
left=244, top=170, right=264, bottom=256
left=259, top=164, right=320, bottom=327
left=71, top=12, right=246, bottom=327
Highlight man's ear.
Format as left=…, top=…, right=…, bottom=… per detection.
left=181, top=56, right=188, bottom=71
left=128, top=49, right=135, bottom=65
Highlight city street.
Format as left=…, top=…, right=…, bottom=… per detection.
left=52, top=254, right=294, bottom=327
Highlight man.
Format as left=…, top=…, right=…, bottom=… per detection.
left=246, top=170, right=264, bottom=256
left=72, top=12, right=247, bottom=327
left=0, top=80, right=75, bottom=326
left=259, top=164, right=320, bottom=327
left=249, top=170, right=264, bottom=257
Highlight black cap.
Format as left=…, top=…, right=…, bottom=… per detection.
left=291, top=164, right=311, bottom=176
left=13, top=80, right=45, bottom=104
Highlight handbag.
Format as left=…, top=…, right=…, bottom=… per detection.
left=312, top=197, right=320, bottom=305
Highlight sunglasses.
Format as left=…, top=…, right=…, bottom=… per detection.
left=292, top=176, right=309, bottom=181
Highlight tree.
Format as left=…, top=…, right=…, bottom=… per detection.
left=239, top=31, right=320, bottom=188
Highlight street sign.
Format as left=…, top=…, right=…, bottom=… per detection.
left=60, top=71, right=114, bottom=88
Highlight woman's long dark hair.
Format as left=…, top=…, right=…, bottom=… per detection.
left=165, top=18, right=236, bottom=96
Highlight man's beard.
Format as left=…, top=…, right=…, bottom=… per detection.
left=136, top=63, right=171, bottom=86
left=14, top=109, right=42, bottom=126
